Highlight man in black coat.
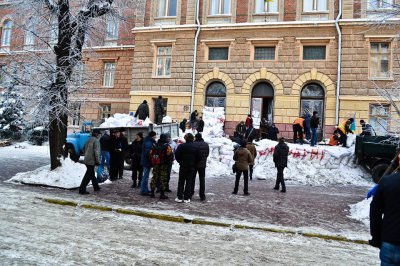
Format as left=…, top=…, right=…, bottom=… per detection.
left=310, top=111, right=320, bottom=147
left=130, top=132, right=143, bottom=188
left=174, top=133, right=200, bottom=203
left=273, top=137, right=289, bottom=193
left=100, top=130, right=111, bottom=170
left=179, top=118, right=187, bottom=133
left=190, top=110, right=198, bottom=130
left=369, top=172, right=400, bottom=264
left=155, top=95, right=164, bottom=125
left=267, top=123, right=279, bottom=141
left=134, top=100, right=150, bottom=120
left=192, top=133, right=210, bottom=201
left=197, top=117, right=204, bottom=133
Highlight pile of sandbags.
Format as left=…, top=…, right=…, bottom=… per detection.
left=99, top=113, right=152, bottom=128
left=202, top=106, right=225, bottom=137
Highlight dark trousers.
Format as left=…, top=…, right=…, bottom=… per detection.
left=177, top=166, right=194, bottom=200
left=131, top=160, right=143, bottom=185
left=275, top=167, right=286, bottom=191
left=192, top=167, right=206, bottom=199
left=79, top=165, right=100, bottom=193
left=293, top=124, right=304, bottom=144
left=110, top=153, right=124, bottom=180
left=233, top=170, right=249, bottom=194
left=249, top=165, right=254, bottom=180
left=338, top=130, right=347, bottom=147
left=305, top=127, right=311, bottom=140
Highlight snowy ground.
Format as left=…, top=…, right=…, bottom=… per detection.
left=0, top=185, right=379, bottom=265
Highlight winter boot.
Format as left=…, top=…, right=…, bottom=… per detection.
left=160, top=191, right=168, bottom=200
left=131, top=181, right=137, bottom=188
left=150, top=190, right=155, bottom=198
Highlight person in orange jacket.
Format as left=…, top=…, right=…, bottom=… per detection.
left=293, top=117, right=305, bottom=144
left=337, top=119, right=354, bottom=147
left=328, top=130, right=340, bottom=146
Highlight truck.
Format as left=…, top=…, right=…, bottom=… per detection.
left=355, top=135, right=398, bottom=183
left=64, top=121, right=180, bottom=162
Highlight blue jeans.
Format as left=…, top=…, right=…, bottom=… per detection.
left=100, top=151, right=110, bottom=170
left=311, top=128, right=317, bottom=146
left=380, top=242, right=400, bottom=266
left=141, top=167, right=151, bottom=193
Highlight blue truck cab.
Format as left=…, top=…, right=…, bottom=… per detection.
left=64, top=121, right=92, bottom=161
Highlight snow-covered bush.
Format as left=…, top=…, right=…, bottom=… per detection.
left=26, top=127, right=48, bottom=146
left=0, top=82, right=25, bottom=140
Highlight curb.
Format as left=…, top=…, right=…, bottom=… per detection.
left=42, top=198, right=369, bottom=246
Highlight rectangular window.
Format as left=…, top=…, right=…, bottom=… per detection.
left=103, top=62, right=116, bottom=87
left=254, top=0, right=278, bottom=13
left=370, top=43, right=390, bottom=78
left=157, top=0, right=177, bottom=17
left=368, top=0, right=393, bottom=9
left=369, top=104, right=389, bottom=136
left=2, top=20, right=12, bottom=47
left=210, top=0, right=231, bottom=15
left=101, top=104, right=112, bottom=120
left=73, top=63, right=85, bottom=86
left=24, top=18, right=36, bottom=46
left=303, top=0, right=328, bottom=12
left=254, top=47, right=275, bottom=60
left=303, top=46, right=326, bottom=60
left=209, top=47, right=229, bottom=60
left=155, top=46, right=172, bottom=77
left=106, top=16, right=119, bottom=40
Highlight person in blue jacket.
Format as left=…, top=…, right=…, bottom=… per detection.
left=140, top=131, right=157, bottom=196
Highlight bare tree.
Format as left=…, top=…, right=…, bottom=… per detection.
left=1, top=0, right=144, bottom=170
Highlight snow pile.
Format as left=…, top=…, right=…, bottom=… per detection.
left=99, top=113, right=152, bottom=128
left=348, top=197, right=371, bottom=227
left=162, top=116, right=172, bottom=123
left=202, top=106, right=225, bottom=137
left=252, top=139, right=370, bottom=186
left=7, top=158, right=86, bottom=189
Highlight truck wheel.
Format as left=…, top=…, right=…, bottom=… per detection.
left=372, top=163, right=389, bottom=183
left=65, top=144, right=80, bottom=162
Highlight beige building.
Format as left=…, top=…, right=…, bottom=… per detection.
left=130, top=0, right=400, bottom=138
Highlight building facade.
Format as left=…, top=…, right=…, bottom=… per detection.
left=131, top=0, right=400, bottom=138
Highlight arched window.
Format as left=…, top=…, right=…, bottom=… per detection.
left=300, top=83, right=325, bottom=127
left=24, top=17, right=36, bottom=46
left=2, top=20, right=12, bottom=47
left=251, top=82, right=274, bottom=129
left=205, top=81, right=226, bottom=107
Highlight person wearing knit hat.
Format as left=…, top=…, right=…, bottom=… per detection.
left=129, top=132, right=144, bottom=188
left=192, top=133, right=209, bottom=201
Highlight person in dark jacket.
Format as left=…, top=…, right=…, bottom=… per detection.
left=197, top=117, right=204, bottom=133
left=79, top=129, right=101, bottom=195
left=273, top=137, right=289, bottom=193
left=134, top=100, right=150, bottom=120
left=174, top=133, right=200, bottom=203
left=360, top=120, right=373, bottom=136
left=245, top=125, right=256, bottom=141
left=267, top=123, right=279, bottom=141
left=130, top=132, right=143, bottom=188
left=108, top=130, right=120, bottom=181
left=369, top=172, right=400, bottom=264
left=232, top=140, right=254, bottom=195
left=236, top=121, right=246, bottom=137
left=310, top=111, right=320, bottom=147
left=116, top=129, right=128, bottom=179
left=190, top=110, right=198, bottom=130
left=140, top=131, right=157, bottom=195
left=192, top=133, right=210, bottom=201
left=179, top=118, right=187, bottom=133
left=100, top=130, right=111, bottom=170
left=149, top=134, right=173, bottom=199
left=304, top=113, right=311, bottom=141
left=155, top=95, right=164, bottom=125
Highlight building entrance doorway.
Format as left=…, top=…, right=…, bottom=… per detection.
left=251, top=82, right=274, bottom=129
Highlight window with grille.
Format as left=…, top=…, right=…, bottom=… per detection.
left=303, top=0, right=328, bottom=12
left=254, top=47, right=275, bottom=60
left=157, top=0, right=177, bottom=17
left=370, top=43, right=390, bottom=79
left=101, top=105, right=112, bottom=120
left=254, top=0, right=278, bottom=13
left=303, top=46, right=326, bottom=60
left=103, top=62, right=116, bottom=87
left=369, top=104, right=389, bottom=136
left=210, top=0, right=231, bottom=15
left=155, top=46, right=172, bottom=77
left=106, top=16, right=119, bottom=40
left=208, top=47, right=229, bottom=60
left=2, top=20, right=12, bottom=47
left=206, top=82, right=226, bottom=107
left=368, top=0, right=393, bottom=9
left=72, top=63, right=85, bottom=87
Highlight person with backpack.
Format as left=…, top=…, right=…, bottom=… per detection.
left=174, top=133, right=200, bottom=203
left=149, top=134, right=173, bottom=199
left=192, top=133, right=210, bottom=201
left=140, top=131, right=157, bottom=196
left=79, top=129, right=101, bottom=195
left=130, top=132, right=143, bottom=188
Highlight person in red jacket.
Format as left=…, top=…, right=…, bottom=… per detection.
left=245, top=114, right=253, bottom=128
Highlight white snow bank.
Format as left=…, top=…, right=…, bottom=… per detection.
left=7, top=158, right=86, bottom=189
left=99, top=113, right=152, bottom=128
left=348, top=198, right=371, bottom=227
left=0, top=141, right=49, bottom=158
